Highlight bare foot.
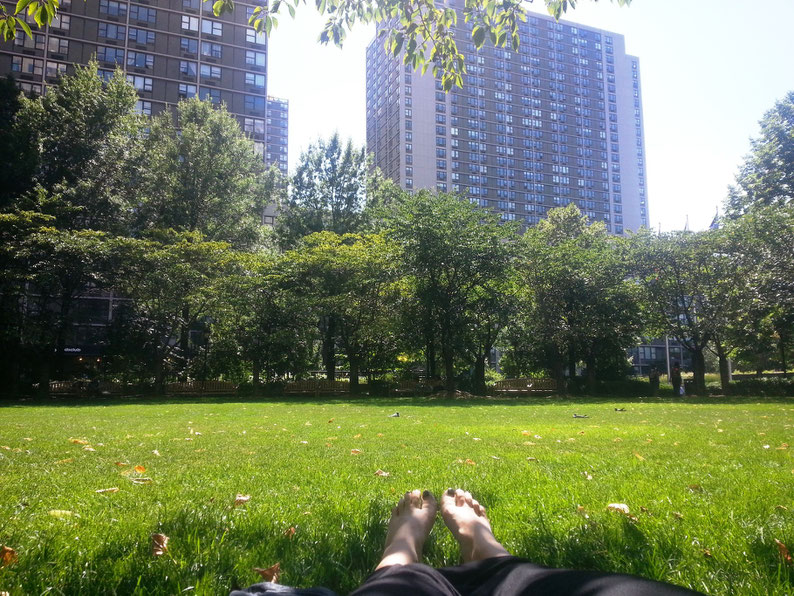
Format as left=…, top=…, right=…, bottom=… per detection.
left=376, top=489, right=438, bottom=569
left=440, top=488, right=511, bottom=563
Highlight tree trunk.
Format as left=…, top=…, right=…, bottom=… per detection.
left=252, top=358, right=261, bottom=396
left=425, top=336, right=436, bottom=379
left=473, top=355, right=486, bottom=396
left=154, top=354, right=166, bottom=395
left=716, top=344, right=731, bottom=394
left=349, top=353, right=360, bottom=394
left=692, top=347, right=706, bottom=395
left=552, top=349, right=566, bottom=395
left=322, top=317, right=336, bottom=381
left=442, top=344, right=455, bottom=394
left=586, top=355, right=596, bottom=394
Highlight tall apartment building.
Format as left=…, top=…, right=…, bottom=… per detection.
left=0, top=0, right=288, bottom=173
left=266, top=95, right=288, bottom=176
left=366, top=6, right=648, bottom=234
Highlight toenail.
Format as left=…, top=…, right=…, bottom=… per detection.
left=423, top=490, right=430, bottom=498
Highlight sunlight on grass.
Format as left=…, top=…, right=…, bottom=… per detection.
left=1, top=397, right=792, bottom=594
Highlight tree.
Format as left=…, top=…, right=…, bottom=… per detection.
left=724, top=204, right=794, bottom=376
left=3, top=0, right=629, bottom=92
left=8, top=63, right=141, bottom=233
left=726, top=91, right=794, bottom=218
left=510, top=205, right=641, bottom=392
left=275, top=134, right=369, bottom=250
left=132, top=98, right=269, bottom=250
left=111, top=231, right=239, bottom=391
left=0, top=75, right=34, bottom=208
left=212, top=253, right=317, bottom=391
left=384, top=190, right=517, bottom=393
left=278, top=232, right=402, bottom=390
left=632, top=229, right=748, bottom=394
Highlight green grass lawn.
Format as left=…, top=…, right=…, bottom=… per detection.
left=1, top=396, right=793, bottom=595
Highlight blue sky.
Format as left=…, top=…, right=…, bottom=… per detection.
left=267, top=0, right=794, bottom=232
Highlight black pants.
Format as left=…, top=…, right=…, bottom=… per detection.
left=233, top=556, right=702, bottom=596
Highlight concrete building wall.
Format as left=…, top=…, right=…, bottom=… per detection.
left=366, top=6, right=649, bottom=234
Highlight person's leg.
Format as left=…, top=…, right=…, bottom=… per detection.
left=350, top=489, right=460, bottom=596
left=437, top=488, right=702, bottom=596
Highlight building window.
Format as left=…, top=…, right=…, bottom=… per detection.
left=178, top=83, right=197, bottom=99
left=245, top=72, right=265, bottom=88
left=17, top=81, right=43, bottom=95
left=244, top=117, right=265, bottom=136
left=130, top=5, right=156, bottom=23
left=180, top=60, right=197, bottom=77
left=46, top=36, right=68, bottom=54
left=135, top=100, right=152, bottom=115
left=246, top=28, right=267, bottom=45
left=201, top=19, right=222, bottom=36
left=97, top=69, right=114, bottom=82
left=99, top=22, right=126, bottom=40
left=127, top=51, right=154, bottom=69
left=14, top=30, right=45, bottom=49
left=11, top=56, right=44, bottom=76
left=182, top=15, right=199, bottom=31
left=183, top=0, right=199, bottom=8
left=200, top=87, right=221, bottom=104
left=127, top=75, right=153, bottom=92
left=46, top=61, right=67, bottom=77
left=99, top=0, right=126, bottom=17
left=97, top=45, right=125, bottom=64
left=49, top=13, right=71, bottom=30
left=244, top=95, right=265, bottom=112
left=245, top=50, right=266, bottom=67
left=200, top=41, right=222, bottom=58
left=129, top=27, right=155, bottom=44
left=180, top=37, right=198, bottom=54
left=200, top=64, right=221, bottom=79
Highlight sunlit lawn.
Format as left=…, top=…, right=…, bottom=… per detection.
left=1, top=396, right=792, bottom=595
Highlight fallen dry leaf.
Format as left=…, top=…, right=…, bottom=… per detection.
left=613, top=438, right=622, bottom=442
left=374, top=469, right=390, bottom=477
left=152, top=450, right=161, bottom=457
left=48, top=510, right=74, bottom=518
left=56, top=458, right=74, bottom=464
left=673, top=511, right=684, bottom=519
left=464, top=458, right=476, bottom=466
left=130, top=478, right=152, bottom=484
left=327, top=418, right=334, bottom=423
left=69, top=438, right=89, bottom=445
left=775, top=505, right=789, bottom=511
left=521, top=430, right=531, bottom=436
left=775, top=539, right=793, bottom=565
left=96, top=487, right=119, bottom=494
left=703, top=549, right=713, bottom=558
left=115, top=462, right=128, bottom=467
left=283, top=526, right=296, bottom=538
left=377, top=433, right=384, bottom=437
left=607, top=503, right=630, bottom=514
left=151, top=533, right=169, bottom=556
left=0, top=545, right=17, bottom=567
left=353, top=433, right=362, bottom=439
left=527, top=457, right=538, bottom=462
left=234, top=494, right=251, bottom=507
left=688, top=484, right=703, bottom=492
left=134, top=465, right=146, bottom=474
left=254, top=562, right=281, bottom=583
left=83, top=446, right=96, bottom=452
left=0, top=446, right=9, bottom=450
left=350, top=449, right=362, bottom=455
left=582, top=471, right=593, bottom=480
left=633, top=452, right=645, bottom=461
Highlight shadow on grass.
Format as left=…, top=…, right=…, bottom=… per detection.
left=2, top=393, right=793, bottom=410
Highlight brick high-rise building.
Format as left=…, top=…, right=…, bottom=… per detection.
left=0, top=0, right=288, bottom=173
left=366, top=6, right=648, bottom=234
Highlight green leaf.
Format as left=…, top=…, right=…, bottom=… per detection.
left=391, top=32, right=404, bottom=55
left=14, top=0, right=33, bottom=16
left=472, top=25, right=485, bottom=48
left=212, top=0, right=224, bottom=15
left=33, top=5, right=42, bottom=27
left=264, top=15, right=272, bottom=35
left=287, top=3, right=295, bottom=18
left=317, top=0, right=325, bottom=13
left=17, top=15, right=31, bottom=36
